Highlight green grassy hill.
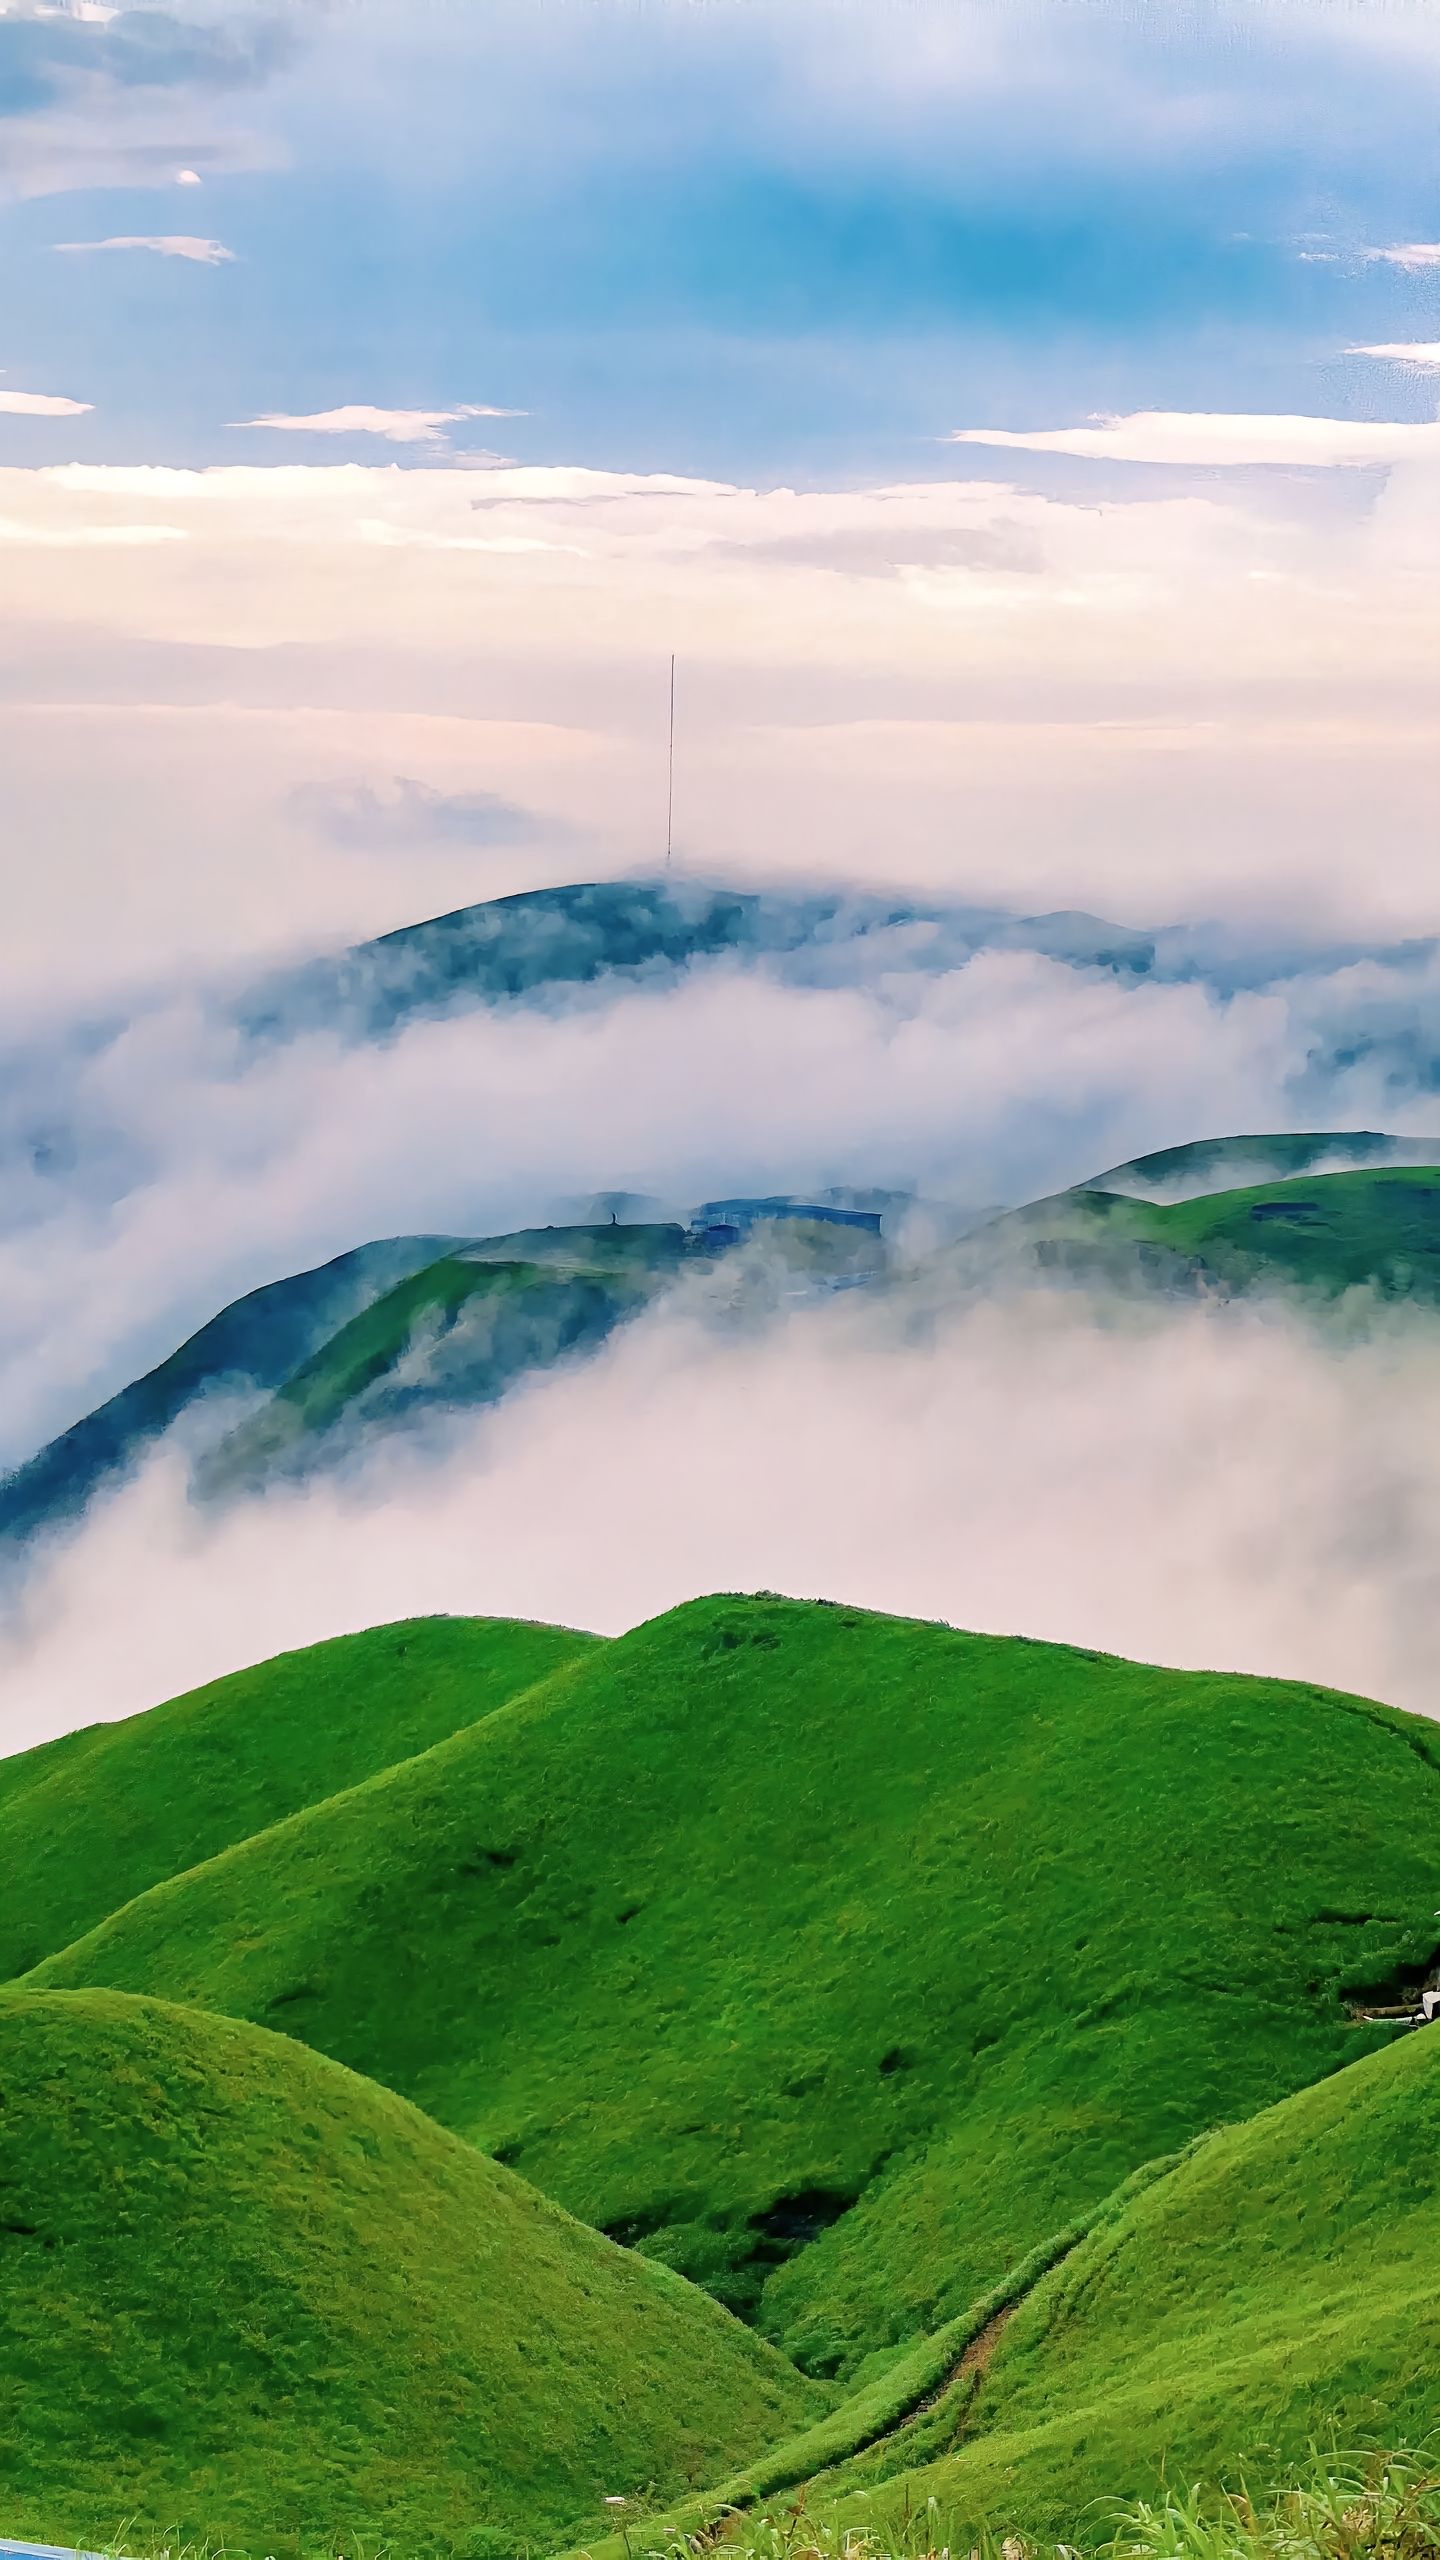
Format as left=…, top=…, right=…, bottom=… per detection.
left=1122, top=1163, right=1440, bottom=1296
left=26, top=1596, right=1440, bottom=2381
left=0, top=1222, right=692, bottom=1547
left=1091, top=1130, right=1422, bottom=1197
left=198, top=1227, right=687, bottom=1492
left=0, top=1986, right=822, bottom=2556
left=0, top=1235, right=463, bottom=1547
left=18, top=1136, right=1440, bottom=1550
left=0, top=1614, right=597, bottom=1981
left=954, top=1163, right=1440, bottom=1305
left=831, top=2009, right=1440, bottom=2542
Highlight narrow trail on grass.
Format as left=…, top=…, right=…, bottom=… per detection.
left=956, top=2302, right=1017, bottom=2392
left=554, top=2151, right=1204, bottom=2560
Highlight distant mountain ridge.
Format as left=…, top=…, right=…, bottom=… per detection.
left=10, top=1132, right=1440, bottom=1560
left=0, top=1236, right=465, bottom=1553
left=241, top=875, right=1431, bottom=1046
left=240, top=879, right=1160, bottom=1043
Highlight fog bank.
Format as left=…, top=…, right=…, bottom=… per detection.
left=7, top=1281, right=1440, bottom=1753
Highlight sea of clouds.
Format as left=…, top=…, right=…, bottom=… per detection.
left=7, top=1273, right=1440, bottom=1752
left=7, top=912, right=1440, bottom=1476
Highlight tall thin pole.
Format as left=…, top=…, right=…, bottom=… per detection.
left=665, top=653, right=675, bottom=867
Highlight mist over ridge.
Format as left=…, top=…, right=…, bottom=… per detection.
left=11, top=867, right=1440, bottom=1486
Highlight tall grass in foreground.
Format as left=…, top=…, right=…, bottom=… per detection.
left=634, top=2449, right=1440, bottom=2560
left=79, top=2450, right=1440, bottom=2560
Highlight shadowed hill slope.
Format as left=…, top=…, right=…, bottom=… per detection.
left=835, top=2011, right=1440, bottom=2540
left=241, top=878, right=1176, bottom=1046
left=28, top=1595, right=1440, bottom=2378
left=0, top=1987, right=822, bottom=2556
left=0, top=1235, right=464, bottom=1549
left=198, top=1227, right=687, bottom=1493
left=0, top=1615, right=598, bottom=1982
left=13, top=1133, right=1440, bottom=1555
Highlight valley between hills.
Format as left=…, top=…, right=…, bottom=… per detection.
left=4, top=1578, right=1440, bottom=2555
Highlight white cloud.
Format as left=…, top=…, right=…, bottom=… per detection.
left=0, top=449, right=1439, bottom=1014
left=1363, top=243, right=1440, bottom=271
left=0, top=515, right=183, bottom=546
left=946, top=410, right=1440, bottom=467
left=0, top=944, right=1305, bottom=1467
left=0, top=388, right=91, bottom=417
left=1349, top=343, right=1440, bottom=370
left=356, top=518, right=581, bottom=555
left=54, top=235, right=236, bottom=266
left=175, top=169, right=203, bottom=187
left=12, top=1282, right=1440, bottom=1748
left=236, top=404, right=526, bottom=446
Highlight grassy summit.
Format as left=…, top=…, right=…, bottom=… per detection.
left=0, top=1614, right=597, bottom=1981
left=27, top=1595, right=1440, bottom=2377
left=0, top=1987, right=822, bottom=2555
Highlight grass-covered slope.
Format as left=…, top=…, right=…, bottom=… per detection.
left=849, top=2015, right=1440, bottom=2539
left=0, top=1987, right=821, bottom=2555
left=0, top=1615, right=597, bottom=1981
left=0, top=1218, right=688, bottom=1544
left=29, top=1596, right=1440, bottom=2377
left=0, top=1236, right=462, bottom=1549
left=1127, top=1164, right=1440, bottom=1296
left=199, top=1228, right=687, bottom=1492
left=1092, top=1130, right=1422, bottom=1198
left=959, top=1164, right=1440, bottom=1305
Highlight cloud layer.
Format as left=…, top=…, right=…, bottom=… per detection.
left=55, top=234, right=235, bottom=264
left=10, top=909, right=1440, bottom=1486
left=0, top=430, right=1437, bottom=1025
left=948, top=410, right=1440, bottom=465
left=237, top=405, right=526, bottom=446
left=9, top=1278, right=1440, bottom=1752
left=0, top=387, right=90, bottom=415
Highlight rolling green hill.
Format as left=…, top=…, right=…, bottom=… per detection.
left=1091, top=1130, right=1427, bottom=1198
left=26, top=1595, right=1440, bottom=2381
left=0, top=1986, right=822, bottom=2555
left=1123, top=1162, right=1440, bottom=1295
left=955, top=1163, right=1440, bottom=1306
left=0, top=1614, right=598, bottom=1981
left=828, top=2008, right=1440, bottom=2542
left=196, top=1227, right=688, bottom=1493
left=0, top=1235, right=462, bottom=1547
left=15, top=1136, right=1440, bottom=1551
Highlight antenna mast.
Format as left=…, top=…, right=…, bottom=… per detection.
left=666, top=653, right=675, bottom=867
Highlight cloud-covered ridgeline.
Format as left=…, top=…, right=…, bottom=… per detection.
left=9, top=874, right=1440, bottom=1488
left=9, top=1277, right=1440, bottom=1752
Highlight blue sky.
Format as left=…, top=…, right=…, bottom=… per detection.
left=0, top=0, right=1436, bottom=475
left=5, top=4, right=1440, bottom=1724
left=0, top=0, right=1436, bottom=1012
